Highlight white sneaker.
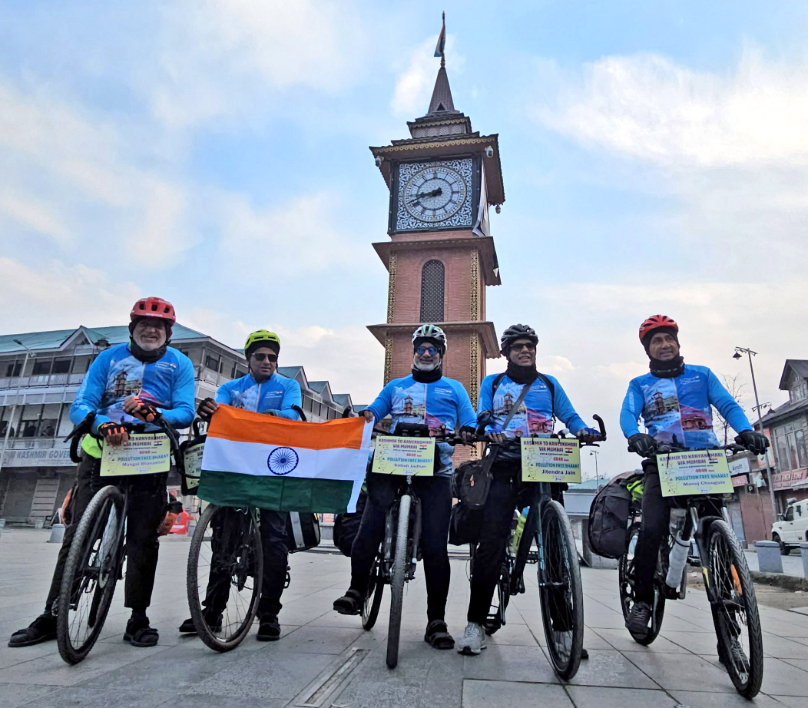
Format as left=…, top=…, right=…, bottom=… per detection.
left=457, top=622, right=487, bottom=655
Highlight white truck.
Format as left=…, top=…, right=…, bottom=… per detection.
left=771, top=499, right=808, bottom=555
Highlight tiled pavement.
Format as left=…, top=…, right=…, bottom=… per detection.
left=1, top=528, right=808, bottom=707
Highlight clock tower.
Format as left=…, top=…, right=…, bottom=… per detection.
left=367, top=36, right=504, bottom=410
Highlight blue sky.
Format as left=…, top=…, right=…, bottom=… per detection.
left=2, top=1, right=807, bottom=477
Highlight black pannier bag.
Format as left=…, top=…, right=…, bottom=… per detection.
left=587, top=471, right=639, bottom=559
left=449, top=460, right=484, bottom=545
left=286, top=512, right=321, bottom=553
left=332, top=489, right=368, bottom=557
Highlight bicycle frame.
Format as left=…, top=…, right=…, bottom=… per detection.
left=381, top=476, right=423, bottom=584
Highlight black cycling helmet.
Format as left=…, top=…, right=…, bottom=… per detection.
left=500, top=324, right=539, bottom=356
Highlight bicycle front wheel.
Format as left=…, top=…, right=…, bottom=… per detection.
left=57, top=485, right=125, bottom=665
left=387, top=494, right=411, bottom=669
left=187, top=505, right=263, bottom=652
left=362, top=554, right=384, bottom=631
left=537, top=500, right=584, bottom=680
left=707, top=520, right=764, bottom=698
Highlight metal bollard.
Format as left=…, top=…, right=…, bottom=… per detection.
left=0, top=519, right=5, bottom=539
left=756, top=540, right=783, bottom=574
left=801, top=543, right=808, bottom=580
left=48, top=523, right=66, bottom=544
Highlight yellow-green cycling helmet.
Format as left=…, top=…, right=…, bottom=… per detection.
left=244, top=330, right=281, bottom=358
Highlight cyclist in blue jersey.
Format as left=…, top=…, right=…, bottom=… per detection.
left=9, top=298, right=195, bottom=649
left=621, top=315, right=769, bottom=638
left=459, top=324, right=601, bottom=656
left=179, top=330, right=301, bottom=641
left=333, top=325, right=476, bottom=650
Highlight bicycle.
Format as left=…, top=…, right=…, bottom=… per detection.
left=363, top=422, right=470, bottom=669
left=56, top=418, right=182, bottom=665
left=619, top=441, right=764, bottom=698
left=185, top=404, right=310, bottom=652
left=470, top=415, right=606, bottom=680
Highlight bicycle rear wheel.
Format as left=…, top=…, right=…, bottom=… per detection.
left=187, top=505, right=263, bottom=652
left=387, top=494, right=411, bottom=669
left=707, top=520, right=764, bottom=698
left=537, top=500, right=584, bottom=680
left=362, top=555, right=384, bottom=630
left=57, top=485, right=125, bottom=664
left=619, top=524, right=665, bottom=645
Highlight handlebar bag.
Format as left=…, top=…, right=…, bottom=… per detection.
left=333, top=489, right=368, bottom=557
left=286, top=512, right=321, bottom=553
left=587, top=472, right=638, bottom=559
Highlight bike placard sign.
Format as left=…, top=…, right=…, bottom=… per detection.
left=372, top=436, right=435, bottom=476
left=521, top=438, right=581, bottom=484
left=183, top=442, right=204, bottom=490
left=657, top=449, right=733, bottom=497
left=101, top=433, right=171, bottom=477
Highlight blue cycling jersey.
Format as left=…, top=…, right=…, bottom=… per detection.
left=215, top=372, right=301, bottom=419
left=478, top=373, right=587, bottom=460
left=366, top=375, right=477, bottom=476
left=71, top=343, right=196, bottom=444
left=620, top=364, right=752, bottom=450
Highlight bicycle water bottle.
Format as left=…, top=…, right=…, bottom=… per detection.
left=665, top=508, right=689, bottom=590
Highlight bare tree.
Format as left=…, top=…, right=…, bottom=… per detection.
left=714, top=373, right=746, bottom=445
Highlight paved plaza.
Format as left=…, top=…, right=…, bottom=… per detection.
left=1, top=529, right=808, bottom=708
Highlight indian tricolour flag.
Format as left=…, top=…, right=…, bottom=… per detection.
left=198, top=404, right=372, bottom=513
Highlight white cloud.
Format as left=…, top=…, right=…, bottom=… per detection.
left=391, top=35, right=463, bottom=117
left=0, top=80, right=193, bottom=267
left=150, top=0, right=368, bottom=128
left=0, top=257, right=141, bottom=334
left=214, top=190, right=374, bottom=278
left=537, top=48, right=808, bottom=168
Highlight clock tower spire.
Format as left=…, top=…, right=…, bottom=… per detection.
left=367, top=20, right=505, bottom=413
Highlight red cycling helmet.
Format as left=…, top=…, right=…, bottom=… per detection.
left=130, top=297, right=176, bottom=326
left=639, top=315, right=678, bottom=343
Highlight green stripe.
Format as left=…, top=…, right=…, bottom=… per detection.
left=198, top=470, right=355, bottom=513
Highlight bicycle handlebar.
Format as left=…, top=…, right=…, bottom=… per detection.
left=628, top=440, right=750, bottom=457
left=372, top=422, right=476, bottom=447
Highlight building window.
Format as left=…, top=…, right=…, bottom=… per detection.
left=205, top=355, right=220, bottom=372
left=420, top=260, right=445, bottom=323
left=52, top=359, right=71, bottom=374
left=774, top=423, right=808, bottom=472
left=33, top=360, right=51, bottom=376
left=5, top=362, right=21, bottom=377
left=20, top=420, right=39, bottom=438
left=793, top=381, right=808, bottom=402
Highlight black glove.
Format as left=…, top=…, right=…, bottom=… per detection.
left=98, top=422, right=127, bottom=440
left=736, top=430, right=769, bottom=456
left=196, top=397, right=216, bottom=420
left=628, top=433, right=657, bottom=458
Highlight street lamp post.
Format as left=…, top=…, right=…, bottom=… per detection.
left=733, top=346, right=778, bottom=528
left=0, top=340, right=34, bottom=474
left=589, top=450, right=600, bottom=487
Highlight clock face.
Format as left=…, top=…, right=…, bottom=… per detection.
left=395, top=158, right=474, bottom=231
left=403, top=166, right=467, bottom=222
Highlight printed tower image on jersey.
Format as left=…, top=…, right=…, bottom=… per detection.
left=493, top=380, right=552, bottom=436
left=640, top=377, right=716, bottom=449
left=391, top=382, right=444, bottom=433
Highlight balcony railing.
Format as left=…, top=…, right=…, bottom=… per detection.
left=0, top=373, right=86, bottom=390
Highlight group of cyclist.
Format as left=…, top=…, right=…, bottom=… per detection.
left=8, top=298, right=769, bottom=663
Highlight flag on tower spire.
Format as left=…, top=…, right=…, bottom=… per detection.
left=434, top=12, right=446, bottom=65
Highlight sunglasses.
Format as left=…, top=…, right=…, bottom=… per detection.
left=415, top=346, right=440, bottom=356
left=252, top=353, right=278, bottom=362
left=511, top=343, right=536, bottom=352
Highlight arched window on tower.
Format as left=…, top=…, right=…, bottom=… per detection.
left=420, top=259, right=445, bottom=323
